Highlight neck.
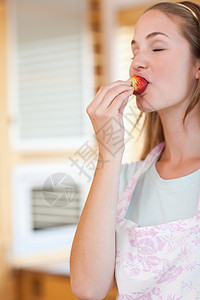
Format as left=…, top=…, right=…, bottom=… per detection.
left=158, top=103, right=200, bottom=164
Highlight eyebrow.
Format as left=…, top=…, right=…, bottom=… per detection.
left=131, top=31, right=169, bottom=46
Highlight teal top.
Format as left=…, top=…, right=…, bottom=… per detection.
left=119, top=159, right=200, bottom=227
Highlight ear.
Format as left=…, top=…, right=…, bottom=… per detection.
left=195, top=59, right=200, bottom=79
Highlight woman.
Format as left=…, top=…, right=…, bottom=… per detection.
left=70, top=1, right=200, bottom=299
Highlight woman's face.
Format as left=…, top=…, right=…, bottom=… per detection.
left=129, top=9, right=200, bottom=113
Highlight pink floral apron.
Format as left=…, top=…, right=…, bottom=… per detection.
left=115, top=142, right=200, bottom=299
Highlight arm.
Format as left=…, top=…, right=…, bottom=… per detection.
left=70, top=80, right=134, bottom=300
left=70, top=155, right=122, bottom=300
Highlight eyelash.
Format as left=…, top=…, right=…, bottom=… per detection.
left=130, top=49, right=164, bottom=60
left=153, top=49, right=164, bottom=52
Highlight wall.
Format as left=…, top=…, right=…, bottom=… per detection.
left=0, top=0, right=17, bottom=298
left=0, top=0, right=104, bottom=298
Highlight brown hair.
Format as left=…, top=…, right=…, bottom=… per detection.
left=134, top=1, right=200, bottom=160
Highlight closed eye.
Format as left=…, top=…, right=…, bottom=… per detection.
left=153, top=49, right=164, bottom=52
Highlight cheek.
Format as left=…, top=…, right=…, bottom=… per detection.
left=155, top=56, right=190, bottom=93
left=129, top=63, right=134, bottom=77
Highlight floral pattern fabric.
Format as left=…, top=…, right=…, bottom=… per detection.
left=115, top=142, right=200, bottom=299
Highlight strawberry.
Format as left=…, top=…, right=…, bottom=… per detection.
left=128, top=75, right=148, bottom=95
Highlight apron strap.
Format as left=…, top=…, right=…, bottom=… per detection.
left=116, top=141, right=165, bottom=223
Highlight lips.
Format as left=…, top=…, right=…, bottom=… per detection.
left=128, top=75, right=149, bottom=95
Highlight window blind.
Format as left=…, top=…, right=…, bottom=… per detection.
left=9, top=0, right=92, bottom=150
left=18, top=35, right=83, bottom=139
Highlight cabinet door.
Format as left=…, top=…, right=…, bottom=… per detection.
left=18, top=271, right=46, bottom=300
left=46, top=275, right=77, bottom=300
left=18, top=271, right=77, bottom=300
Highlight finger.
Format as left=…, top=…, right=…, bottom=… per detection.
left=119, top=96, right=129, bottom=115
left=107, top=89, right=133, bottom=114
left=97, top=85, right=134, bottom=112
left=87, top=80, right=132, bottom=112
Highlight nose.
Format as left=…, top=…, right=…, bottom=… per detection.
left=129, top=51, right=148, bottom=76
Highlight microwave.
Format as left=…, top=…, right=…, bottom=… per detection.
left=10, top=160, right=93, bottom=260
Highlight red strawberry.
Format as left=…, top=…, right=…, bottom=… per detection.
left=128, top=75, right=148, bottom=95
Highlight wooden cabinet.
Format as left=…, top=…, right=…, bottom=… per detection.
left=17, top=269, right=118, bottom=300
left=17, top=270, right=76, bottom=300
left=103, top=285, right=118, bottom=300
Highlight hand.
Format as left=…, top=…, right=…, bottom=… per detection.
left=86, top=80, right=134, bottom=159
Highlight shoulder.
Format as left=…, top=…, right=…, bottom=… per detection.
left=119, top=160, right=143, bottom=196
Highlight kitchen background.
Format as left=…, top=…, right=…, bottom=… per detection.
left=0, top=0, right=199, bottom=299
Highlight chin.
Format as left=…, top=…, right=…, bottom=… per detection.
left=136, top=97, right=156, bottom=113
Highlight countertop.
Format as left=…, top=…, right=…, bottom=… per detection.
left=10, top=248, right=71, bottom=276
